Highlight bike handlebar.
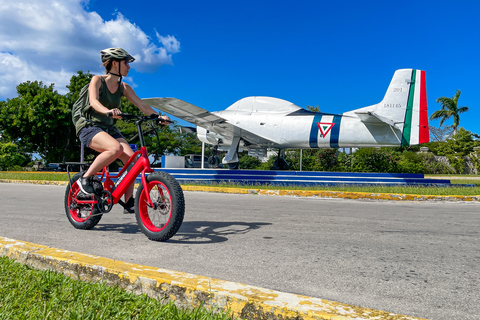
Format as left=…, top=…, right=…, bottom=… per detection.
left=106, top=112, right=172, bottom=124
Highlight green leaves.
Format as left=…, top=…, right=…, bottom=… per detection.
left=430, top=89, right=469, bottom=134
left=0, top=80, right=75, bottom=163
left=0, top=142, right=27, bottom=170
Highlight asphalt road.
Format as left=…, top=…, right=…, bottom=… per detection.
left=1, top=183, right=479, bottom=320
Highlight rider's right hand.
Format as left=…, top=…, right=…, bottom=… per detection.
left=109, top=108, right=122, bottom=119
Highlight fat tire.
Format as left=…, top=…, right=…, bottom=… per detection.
left=64, top=172, right=102, bottom=230
left=135, top=172, right=185, bottom=241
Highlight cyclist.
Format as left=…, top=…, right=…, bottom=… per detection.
left=74, top=47, right=170, bottom=213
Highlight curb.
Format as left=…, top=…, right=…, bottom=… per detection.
left=1, top=179, right=479, bottom=202
left=181, top=185, right=480, bottom=202
left=0, top=236, right=427, bottom=320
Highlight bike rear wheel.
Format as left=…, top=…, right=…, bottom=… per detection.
left=135, top=172, right=185, bottom=241
left=64, top=172, right=102, bottom=229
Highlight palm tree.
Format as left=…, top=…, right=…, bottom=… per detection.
left=430, top=89, right=469, bottom=135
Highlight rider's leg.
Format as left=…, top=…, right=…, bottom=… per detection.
left=77, top=131, right=124, bottom=194
left=84, top=132, right=124, bottom=176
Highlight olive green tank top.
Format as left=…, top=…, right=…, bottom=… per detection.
left=75, top=77, right=124, bottom=135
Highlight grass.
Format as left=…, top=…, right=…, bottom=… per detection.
left=0, top=171, right=71, bottom=181
left=0, top=171, right=479, bottom=196
left=0, top=257, right=235, bottom=320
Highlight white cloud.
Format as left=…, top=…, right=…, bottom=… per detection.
left=158, top=34, right=181, bottom=54
left=0, top=0, right=180, bottom=98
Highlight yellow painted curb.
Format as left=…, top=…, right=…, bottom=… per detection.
left=1, top=179, right=479, bottom=201
left=180, top=185, right=480, bottom=202
left=0, top=236, right=428, bottom=320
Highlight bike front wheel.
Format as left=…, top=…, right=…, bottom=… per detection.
left=135, top=172, right=185, bottom=241
left=64, top=172, right=102, bottom=230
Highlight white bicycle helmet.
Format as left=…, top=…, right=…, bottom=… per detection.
left=100, top=47, right=135, bottom=63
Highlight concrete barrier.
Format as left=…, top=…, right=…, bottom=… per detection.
left=0, top=236, right=427, bottom=320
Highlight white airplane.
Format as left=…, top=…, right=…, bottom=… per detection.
left=143, top=69, right=429, bottom=168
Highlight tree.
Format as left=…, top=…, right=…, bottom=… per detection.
left=429, top=127, right=480, bottom=156
left=0, top=81, right=71, bottom=163
left=0, top=142, right=27, bottom=170
left=65, top=70, right=94, bottom=105
left=430, top=90, right=468, bottom=135
left=429, top=125, right=454, bottom=142
left=306, top=105, right=321, bottom=112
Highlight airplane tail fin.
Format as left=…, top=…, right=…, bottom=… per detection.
left=353, top=69, right=429, bottom=145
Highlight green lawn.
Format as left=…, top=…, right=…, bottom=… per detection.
left=0, top=171, right=71, bottom=181
left=1, top=171, right=479, bottom=196
left=0, top=257, right=235, bottom=320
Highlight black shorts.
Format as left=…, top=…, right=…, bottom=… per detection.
left=78, top=126, right=125, bottom=148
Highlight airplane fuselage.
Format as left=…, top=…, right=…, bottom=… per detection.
left=213, top=110, right=402, bottom=150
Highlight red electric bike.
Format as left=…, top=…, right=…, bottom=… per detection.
left=64, top=114, right=185, bottom=241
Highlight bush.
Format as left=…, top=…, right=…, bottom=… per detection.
left=351, top=148, right=398, bottom=173
left=334, top=152, right=353, bottom=172
left=0, top=142, right=28, bottom=170
left=238, top=152, right=262, bottom=169
left=397, top=151, right=427, bottom=173
left=426, top=128, right=480, bottom=156
left=446, top=154, right=466, bottom=174
left=284, top=150, right=322, bottom=171
left=317, top=149, right=337, bottom=171
left=470, top=151, right=480, bottom=174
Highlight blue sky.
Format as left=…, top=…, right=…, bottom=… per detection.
left=1, top=0, right=479, bottom=135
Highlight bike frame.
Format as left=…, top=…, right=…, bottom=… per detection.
left=72, top=116, right=161, bottom=209
left=101, top=145, right=155, bottom=206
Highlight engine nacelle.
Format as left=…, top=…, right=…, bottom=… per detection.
left=197, top=127, right=225, bottom=146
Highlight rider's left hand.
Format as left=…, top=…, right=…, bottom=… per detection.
left=159, top=115, right=171, bottom=124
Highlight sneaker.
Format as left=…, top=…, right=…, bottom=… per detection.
left=76, top=176, right=95, bottom=195
left=123, top=197, right=135, bottom=214
left=76, top=191, right=92, bottom=200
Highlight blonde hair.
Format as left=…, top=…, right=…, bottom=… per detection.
left=103, top=59, right=115, bottom=74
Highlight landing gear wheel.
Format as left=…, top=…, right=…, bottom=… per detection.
left=208, top=156, right=220, bottom=168
left=227, top=162, right=239, bottom=169
left=64, top=172, right=102, bottom=230
left=135, top=172, right=185, bottom=241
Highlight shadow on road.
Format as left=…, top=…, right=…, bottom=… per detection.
left=169, top=221, right=272, bottom=244
left=94, top=222, right=140, bottom=234
left=91, top=220, right=271, bottom=244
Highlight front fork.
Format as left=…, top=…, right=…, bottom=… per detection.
left=140, top=169, right=155, bottom=208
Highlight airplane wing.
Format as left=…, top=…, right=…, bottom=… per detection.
left=142, top=98, right=276, bottom=146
